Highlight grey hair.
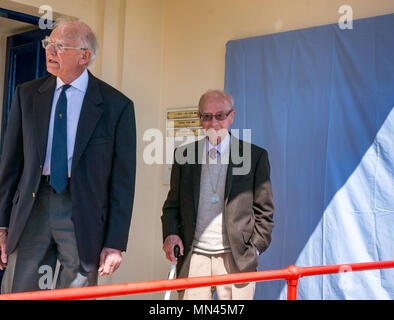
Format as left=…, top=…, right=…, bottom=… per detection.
left=54, top=17, right=99, bottom=65
left=198, top=90, right=235, bottom=110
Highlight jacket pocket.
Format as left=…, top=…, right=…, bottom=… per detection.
left=88, top=136, right=112, bottom=146
left=242, top=231, right=252, bottom=244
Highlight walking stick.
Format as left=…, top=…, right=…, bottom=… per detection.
left=164, top=245, right=180, bottom=300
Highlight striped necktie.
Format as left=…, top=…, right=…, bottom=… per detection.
left=209, top=148, right=218, bottom=159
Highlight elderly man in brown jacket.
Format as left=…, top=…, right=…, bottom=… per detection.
left=162, top=90, right=274, bottom=300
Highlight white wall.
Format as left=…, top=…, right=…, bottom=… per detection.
left=109, top=0, right=165, bottom=299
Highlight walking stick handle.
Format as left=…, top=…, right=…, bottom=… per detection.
left=174, top=245, right=180, bottom=260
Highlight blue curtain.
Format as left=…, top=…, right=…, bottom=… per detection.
left=225, top=13, right=394, bottom=300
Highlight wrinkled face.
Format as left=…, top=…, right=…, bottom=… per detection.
left=199, top=95, right=235, bottom=145
left=45, top=26, right=90, bottom=83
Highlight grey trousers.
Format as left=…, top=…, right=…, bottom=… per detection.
left=1, top=180, right=97, bottom=294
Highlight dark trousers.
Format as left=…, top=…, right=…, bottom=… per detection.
left=1, top=180, right=97, bottom=294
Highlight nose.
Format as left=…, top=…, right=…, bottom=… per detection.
left=210, top=116, right=221, bottom=129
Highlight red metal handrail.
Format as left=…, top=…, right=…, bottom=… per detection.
left=0, top=260, right=392, bottom=300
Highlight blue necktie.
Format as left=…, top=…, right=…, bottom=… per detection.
left=50, top=84, right=71, bottom=193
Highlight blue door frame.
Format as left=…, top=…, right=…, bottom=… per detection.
left=1, top=8, right=53, bottom=152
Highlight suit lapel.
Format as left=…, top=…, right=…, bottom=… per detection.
left=192, top=139, right=205, bottom=215
left=224, top=135, right=242, bottom=204
left=71, top=72, right=104, bottom=173
left=33, top=76, right=56, bottom=166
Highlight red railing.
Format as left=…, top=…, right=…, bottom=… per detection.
left=0, top=260, right=392, bottom=300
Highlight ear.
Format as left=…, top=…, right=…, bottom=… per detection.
left=79, top=50, right=92, bottom=66
left=229, top=109, right=236, bottom=124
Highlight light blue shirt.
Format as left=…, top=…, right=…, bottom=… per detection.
left=206, top=132, right=230, bottom=158
left=42, top=69, right=89, bottom=177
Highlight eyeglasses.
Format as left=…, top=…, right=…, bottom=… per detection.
left=198, top=109, right=234, bottom=122
left=41, top=37, right=88, bottom=53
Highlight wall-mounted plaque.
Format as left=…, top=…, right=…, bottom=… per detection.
left=164, top=107, right=204, bottom=184
left=167, top=110, right=199, bottom=119
left=166, top=107, right=203, bottom=137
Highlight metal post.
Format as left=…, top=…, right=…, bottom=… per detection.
left=287, top=278, right=299, bottom=300
left=285, top=265, right=300, bottom=300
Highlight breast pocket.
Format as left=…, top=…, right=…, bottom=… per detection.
left=88, top=136, right=112, bottom=146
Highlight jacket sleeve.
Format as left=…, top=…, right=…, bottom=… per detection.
left=104, top=100, right=136, bottom=251
left=0, top=86, right=24, bottom=228
left=251, top=149, right=274, bottom=254
left=161, top=156, right=182, bottom=242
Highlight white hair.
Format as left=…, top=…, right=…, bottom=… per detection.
left=198, top=90, right=235, bottom=110
left=54, top=17, right=99, bottom=65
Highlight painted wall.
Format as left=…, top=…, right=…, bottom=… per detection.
left=161, top=0, right=394, bottom=108
left=110, top=0, right=165, bottom=299
left=1, top=0, right=393, bottom=299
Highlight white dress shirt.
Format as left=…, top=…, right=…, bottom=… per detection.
left=42, top=69, right=88, bottom=177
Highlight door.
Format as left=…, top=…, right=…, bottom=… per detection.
left=1, top=27, right=51, bottom=151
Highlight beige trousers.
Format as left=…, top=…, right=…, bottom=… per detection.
left=180, top=251, right=255, bottom=300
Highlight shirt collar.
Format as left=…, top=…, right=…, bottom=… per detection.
left=206, top=132, right=230, bottom=155
left=56, top=69, right=89, bottom=93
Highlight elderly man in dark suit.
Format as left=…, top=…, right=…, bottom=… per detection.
left=0, top=18, right=136, bottom=293
left=162, top=90, right=274, bottom=300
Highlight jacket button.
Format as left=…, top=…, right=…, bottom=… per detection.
left=32, top=192, right=36, bottom=198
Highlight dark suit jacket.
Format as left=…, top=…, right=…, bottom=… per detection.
left=0, top=71, right=136, bottom=272
left=162, top=137, right=274, bottom=277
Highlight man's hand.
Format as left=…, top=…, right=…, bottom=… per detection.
left=163, top=235, right=184, bottom=264
left=0, top=229, right=8, bottom=270
left=98, top=247, right=122, bottom=276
